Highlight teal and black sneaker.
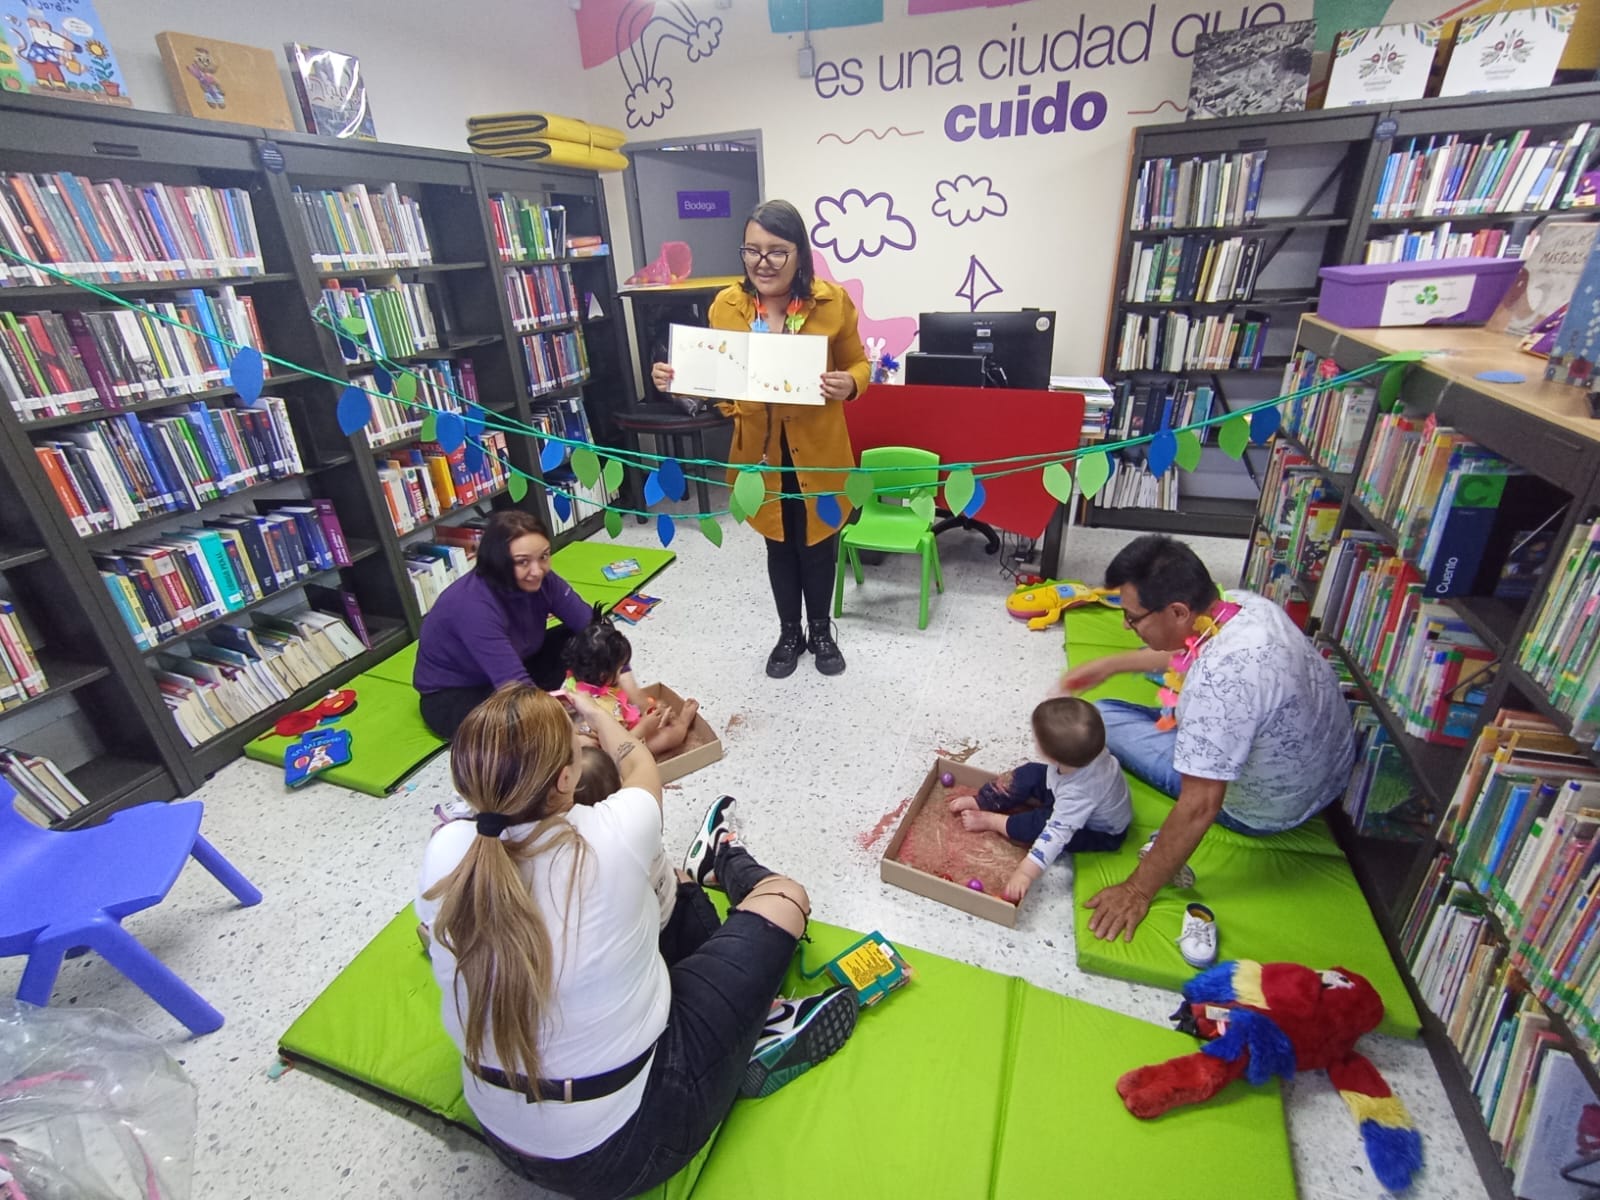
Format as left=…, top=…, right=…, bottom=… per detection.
left=740, top=986, right=858, bottom=1099
left=683, top=795, right=737, bottom=888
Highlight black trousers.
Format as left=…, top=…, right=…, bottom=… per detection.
left=485, top=843, right=789, bottom=1200
left=764, top=442, right=838, bottom=628
left=417, top=626, right=577, bottom=741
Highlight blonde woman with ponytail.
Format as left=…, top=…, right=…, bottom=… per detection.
left=417, top=683, right=856, bottom=1200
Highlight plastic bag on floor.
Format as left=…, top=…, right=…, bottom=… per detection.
left=0, top=1001, right=196, bottom=1199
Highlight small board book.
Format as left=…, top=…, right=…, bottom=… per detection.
left=1439, top=5, right=1577, bottom=97
left=157, top=31, right=295, bottom=129
left=611, top=593, right=661, bottom=624
left=668, top=323, right=827, bottom=405
left=1322, top=22, right=1442, bottom=109
left=601, top=558, right=641, bottom=581
left=285, top=726, right=352, bottom=788
left=804, top=931, right=912, bottom=1008
left=0, top=0, right=131, bottom=105
left=284, top=42, right=377, bottom=140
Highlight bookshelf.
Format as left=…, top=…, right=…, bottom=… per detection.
left=1246, top=314, right=1600, bottom=1194
left=0, top=92, right=631, bottom=803
left=1097, top=81, right=1600, bottom=539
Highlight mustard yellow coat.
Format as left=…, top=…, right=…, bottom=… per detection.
left=709, top=280, right=871, bottom=545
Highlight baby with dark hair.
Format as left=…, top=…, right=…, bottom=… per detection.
left=561, top=621, right=700, bottom=756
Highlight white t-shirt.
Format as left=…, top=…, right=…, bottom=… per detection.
left=1173, top=590, right=1355, bottom=832
left=415, top=787, right=670, bottom=1159
left=1031, top=749, right=1133, bottom=869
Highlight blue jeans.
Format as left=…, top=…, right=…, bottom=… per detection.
left=974, top=762, right=1129, bottom=852
left=1093, top=700, right=1276, bottom=838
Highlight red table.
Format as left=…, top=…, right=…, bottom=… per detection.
left=844, top=384, right=1085, bottom=564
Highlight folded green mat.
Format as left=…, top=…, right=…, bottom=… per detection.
left=280, top=907, right=1294, bottom=1199
left=1061, top=605, right=1421, bottom=1037
left=242, top=673, right=446, bottom=797
left=549, top=541, right=676, bottom=618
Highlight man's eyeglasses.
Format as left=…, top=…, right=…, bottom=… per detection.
left=1123, top=605, right=1161, bottom=630
left=739, top=246, right=791, bottom=269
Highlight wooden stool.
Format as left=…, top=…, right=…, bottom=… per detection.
left=610, top=406, right=731, bottom=520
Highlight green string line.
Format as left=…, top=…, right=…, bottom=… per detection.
left=0, top=244, right=1412, bottom=526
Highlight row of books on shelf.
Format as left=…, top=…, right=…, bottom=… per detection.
left=1339, top=689, right=1423, bottom=838
left=529, top=393, right=594, bottom=456
left=322, top=280, right=441, bottom=363
left=1404, top=882, right=1594, bottom=1197
left=487, top=196, right=568, bottom=264
left=1278, top=350, right=1374, bottom=474
left=0, top=601, right=45, bottom=709
left=505, top=263, right=581, bottom=332
left=1105, top=378, right=1218, bottom=445
left=153, top=605, right=369, bottom=747
left=1129, top=150, right=1267, bottom=232
left=520, top=328, right=589, bottom=396
left=1313, top=536, right=1494, bottom=746
left=356, top=360, right=480, bottom=449
left=406, top=537, right=473, bottom=614
left=544, top=471, right=617, bottom=537
left=291, top=184, right=433, bottom=271
left=376, top=431, right=510, bottom=534
left=34, top=399, right=306, bottom=536
left=1361, top=223, right=1515, bottom=265
left=1114, top=310, right=1271, bottom=373
left=1, top=288, right=273, bottom=422
left=1518, top=518, right=1600, bottom=745
left=1089, top=457, right=1180, bottom=511
left=94, top=501, right=353, bottom=650
left=0, top=172, right=265, bottom=288
left=1123, top=235, right=1267, bottom=305
left=3, top=747, right=90, bottom=826
left=1371, top=125, right=1598, bottom=221
left=1248, top=444, right=1341, bottom=592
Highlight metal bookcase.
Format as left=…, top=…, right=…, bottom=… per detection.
left=0, top=92, right=634, bottom=798
left=1255, top=314, right=1600, bottom=1197
left=1095, top=80, right=1600, bottom=541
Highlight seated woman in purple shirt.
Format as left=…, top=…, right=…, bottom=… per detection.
left=414, top=511, right=596, bottom=740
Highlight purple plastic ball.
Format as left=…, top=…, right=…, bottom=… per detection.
left=966, top=878, right=984, bottom=892
left=940, top=772, right=955, bottom=787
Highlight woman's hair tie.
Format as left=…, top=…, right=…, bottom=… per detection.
left=475, top=812, right=511, bottom=839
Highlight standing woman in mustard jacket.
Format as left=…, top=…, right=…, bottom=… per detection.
left=653, top=200, right=870, bottom=678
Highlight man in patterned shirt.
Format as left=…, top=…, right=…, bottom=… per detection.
left=1061, top=535, right=1355, bottom=943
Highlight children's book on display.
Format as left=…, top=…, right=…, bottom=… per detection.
left=0, top=0, right=130, bottom=105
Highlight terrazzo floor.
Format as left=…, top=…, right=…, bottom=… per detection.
left=3, top=512, right=1492, bottom=1200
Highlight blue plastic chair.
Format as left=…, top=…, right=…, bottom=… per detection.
left=0, top=781, right=262, bottom=1035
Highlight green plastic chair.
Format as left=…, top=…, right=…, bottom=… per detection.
left=833, top=446, right=945, bottom=630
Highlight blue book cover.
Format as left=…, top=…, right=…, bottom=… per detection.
left=1, top=0, right=131, bottom=105
left=1546, top=236, right=1600, bottom=386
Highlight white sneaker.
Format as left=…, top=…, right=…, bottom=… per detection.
left=683, top=795, right=737, bottom=887
left=1138, top=831, right=1197, bottom=890
left=1177, top=903, right=1218, bottom=969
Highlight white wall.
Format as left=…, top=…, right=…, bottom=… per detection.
left=577, top=0, right=1326, bottom=373
left=95, top=0, right=590, bottom=154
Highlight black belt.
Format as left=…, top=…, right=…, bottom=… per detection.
left=468, top=1042, right=655, bottom=1104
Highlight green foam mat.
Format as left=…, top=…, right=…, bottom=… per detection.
left=547, top=542, right=677, bottom=625
left=1059, top=607, right=1420, bottom=1037
left=242, top=673, right=446, bottom=796
left=281, top=907, right=1295, bottom=1199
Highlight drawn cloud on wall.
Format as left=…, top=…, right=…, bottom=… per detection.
left=627, top=76, right=674, bottom=126
left=932, top=175, right=1008, bottom=226
left=811, top=189, right=917, bottom=263
left=813, top=253, right=918, bottom=359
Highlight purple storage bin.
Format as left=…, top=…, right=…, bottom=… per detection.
left=1316, top=258, right=1521, bottom=328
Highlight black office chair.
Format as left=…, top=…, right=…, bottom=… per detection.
left=933, top=509, right=1000, bottom=554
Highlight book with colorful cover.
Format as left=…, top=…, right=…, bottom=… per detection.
left=284, top=42, right=376, bottom=140
left=156, top=31, right=294, bottom=130
left=1439, top=5, right=1578, bottom=98
left=1487, top=218, right=1600, bottom=340
left=0, top=0, right=130, bottom=105
left=1323, top=22, right=1442, bottom=109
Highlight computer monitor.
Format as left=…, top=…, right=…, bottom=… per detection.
left=903, top=352, right=986, bottom=388
left=916, top=311, right=1055, bottom=390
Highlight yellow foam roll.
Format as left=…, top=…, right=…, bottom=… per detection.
left=469, top=137, right=629, bottom=173
left=466, top=111, right=626, bottom=150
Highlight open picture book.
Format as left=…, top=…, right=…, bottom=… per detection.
left=668, top=323, right=827, bottom=405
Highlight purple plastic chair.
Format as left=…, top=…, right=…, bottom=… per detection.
left=0, top=780, right=262, bottom=1035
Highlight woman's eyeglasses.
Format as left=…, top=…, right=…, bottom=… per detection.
left=739, top=246, right=791, bottom=269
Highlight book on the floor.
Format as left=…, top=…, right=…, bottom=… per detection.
left=812, top=932, right=912, bottom=1008
left=602, top=558, right=641, bottom=581
left=285, top=726, right=353, bottom=788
